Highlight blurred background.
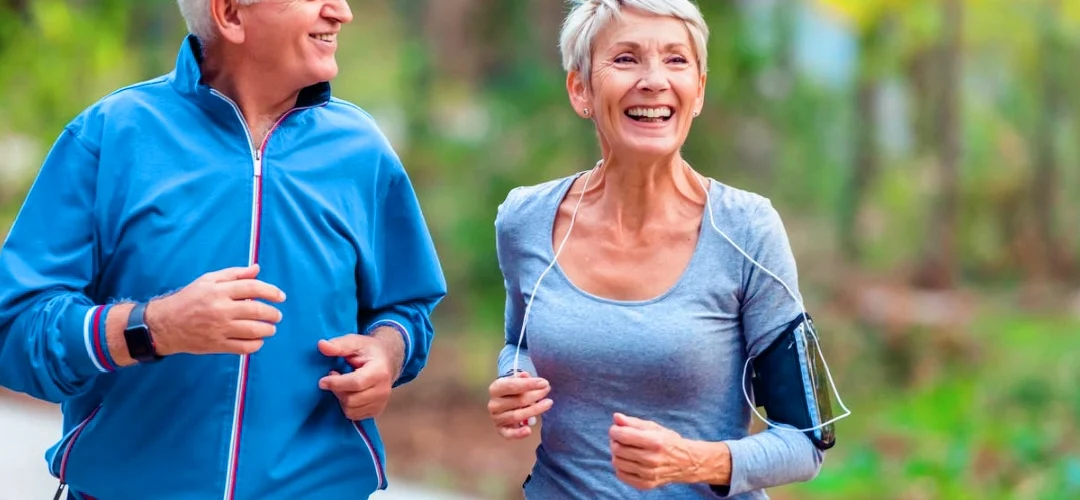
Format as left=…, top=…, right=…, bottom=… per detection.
left=1, top=0, right=1079, bottom=498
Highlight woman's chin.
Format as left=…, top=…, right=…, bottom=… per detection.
left=613, top=137, right=683, bottom=159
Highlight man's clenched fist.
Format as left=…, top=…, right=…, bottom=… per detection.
left=317, top=329, right=405, bottom=421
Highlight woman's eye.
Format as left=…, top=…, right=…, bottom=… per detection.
left=669, top=56, right=689, bottom=64
left=614, top=55, right=636, bottom=64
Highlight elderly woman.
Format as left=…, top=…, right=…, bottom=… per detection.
left=486, top=0, right=844, bottom=498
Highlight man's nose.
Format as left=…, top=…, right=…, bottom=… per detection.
left=324, top=0, right=354, bottom=24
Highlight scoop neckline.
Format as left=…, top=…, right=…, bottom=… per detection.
left=543, top=171, right=714, bottom=307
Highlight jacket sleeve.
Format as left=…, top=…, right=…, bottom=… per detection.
left=712, top=199, right=824, bottom=497
left=0, top=126, right=119, bottom=404
left=356, top=148, right=446, bottom=388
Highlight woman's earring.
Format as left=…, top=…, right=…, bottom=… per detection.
left=583, top=108, right=591, bottom=118
left=693, top=110, right=700, bottom=117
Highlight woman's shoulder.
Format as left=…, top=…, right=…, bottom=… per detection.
left=705, top=179, right=778, bottom=224
left=495, top=173, right=579, bottom=233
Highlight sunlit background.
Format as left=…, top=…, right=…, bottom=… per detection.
left=2, top=0, right=1079, bottom=499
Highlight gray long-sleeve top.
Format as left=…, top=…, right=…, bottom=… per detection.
left=495, top=172, right=825, bottom=499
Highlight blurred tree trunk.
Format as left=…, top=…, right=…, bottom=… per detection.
left=906, top=48, right=938, bottom=156
left=1031, top=0, right=1068, bottom=281
left=839, top=18, right=887, bottom=262
left=913, top=0, right=963, bottom=289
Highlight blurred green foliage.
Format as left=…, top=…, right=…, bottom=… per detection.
left=1, top=1, right=1078, bottom=498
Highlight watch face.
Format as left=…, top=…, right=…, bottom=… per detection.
left=125, top=325, right=155, bottom=359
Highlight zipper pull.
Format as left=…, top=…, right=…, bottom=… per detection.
left=53, top=482, right=66, bottom=500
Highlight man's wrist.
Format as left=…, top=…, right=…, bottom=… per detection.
left=105, top=303, right=137, bottom=368
left=143, top=299, right=175, bottom=356
left=366, top=324, right=407, bottom=379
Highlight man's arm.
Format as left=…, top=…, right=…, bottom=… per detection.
left=0, top=126, right=138, bottom=403
left=356, top=148, right=446, bottom=387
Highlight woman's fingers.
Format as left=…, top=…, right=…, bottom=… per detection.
left=493, top=398, right=554, bottom=427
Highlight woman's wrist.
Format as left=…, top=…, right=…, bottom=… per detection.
left=679, top=438, right=733, bottom=486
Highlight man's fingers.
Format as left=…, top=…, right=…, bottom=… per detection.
left=225, top=320, right=277, bottom=340
left=490, top=376, right=549, bottom=398
left=206, top=264, right=260, bottom=283
left=319, top=370, right=378, bottom=393
left=317, top=334, right=371, bottom=358
left=228, top=299, right=283, bottom=324
left=221, top=338, right=264, bottom=355
left=222, top=279, right=286, bottom=303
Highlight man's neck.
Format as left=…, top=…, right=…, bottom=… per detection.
left=201, top=44, right=301, bottom=147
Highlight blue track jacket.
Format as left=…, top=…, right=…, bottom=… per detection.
left=0, top=35, right=447, bottom=499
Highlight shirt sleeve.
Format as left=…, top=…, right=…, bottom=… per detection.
left=356, top=146, right=447, bottom=388
left=494, top=188, right=536, bottom=378
left=0, top=126, right=120, bottom=404
left=712, top=199, right=825, bottom=496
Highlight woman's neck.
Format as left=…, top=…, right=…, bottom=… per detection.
left=588, top=151, right=705, bottom=233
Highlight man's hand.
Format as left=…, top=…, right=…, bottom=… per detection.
left=147, top=264, right=285, bottom=356
left=317, top=330, right=405, bottom=421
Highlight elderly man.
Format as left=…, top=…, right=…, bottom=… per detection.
left=0, top=1, right=446, bottom=499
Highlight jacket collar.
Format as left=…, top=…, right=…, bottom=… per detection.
left=168, top=34, right=333, bottom=111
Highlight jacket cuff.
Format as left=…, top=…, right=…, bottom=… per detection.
left=64, top=304, right=118, bottom=380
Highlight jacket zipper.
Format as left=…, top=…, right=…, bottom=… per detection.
left=52, top=406, right=103, bottom=499
left=211, top=90, right=319, bottom=500
left=352, top=421, right=388, bottom=490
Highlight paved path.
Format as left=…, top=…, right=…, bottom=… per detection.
left=0, top=401, right=476, bottom=500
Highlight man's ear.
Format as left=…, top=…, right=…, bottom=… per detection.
left=211, top=0, right=246, bottom=44
left=566, top=70, right=592, bottom=119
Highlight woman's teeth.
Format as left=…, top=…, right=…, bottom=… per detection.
left=625, top=107, right=672, bottom=122
left=310, top=34, right=336, bottom=42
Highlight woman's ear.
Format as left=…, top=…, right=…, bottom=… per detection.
left=211, top=0, right=246, bottom=44
left=566, top=70, right=592, bottom=119
left=693, top=71, right=707, bottom=117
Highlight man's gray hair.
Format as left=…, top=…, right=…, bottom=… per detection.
left=177, top=0, right=261, bottom=42
left=559, top=0, right=709, bottom=83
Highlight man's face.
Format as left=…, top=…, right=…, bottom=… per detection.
left=238, top=0, right=353, bottom=88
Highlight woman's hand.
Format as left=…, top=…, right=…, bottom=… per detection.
left=609, top=413, right=731, bottom=490
left=487, top=371, right=554, bottom=440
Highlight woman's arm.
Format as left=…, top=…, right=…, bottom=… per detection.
left=608, top=413, right=822, bottom=495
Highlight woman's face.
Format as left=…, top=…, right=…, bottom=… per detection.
left=569, top=8, right=706, bottom=160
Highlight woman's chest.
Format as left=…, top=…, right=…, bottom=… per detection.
left=524, top=291, right=747, bottom=402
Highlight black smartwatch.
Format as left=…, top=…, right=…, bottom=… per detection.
left=125, top=302, right=163, bottom=363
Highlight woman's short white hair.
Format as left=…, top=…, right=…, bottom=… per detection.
left=176, top=0, right=261, bottom=43
left=559, top=0, right=709, bottom=82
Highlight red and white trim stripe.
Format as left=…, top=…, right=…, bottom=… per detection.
left=82, top=305, right=115, bottom=373
left=58, top=406, right=101, bottom=483
left=214, top=91, right=323, bottom=500
left=352, top=422, right=387, bottom=489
